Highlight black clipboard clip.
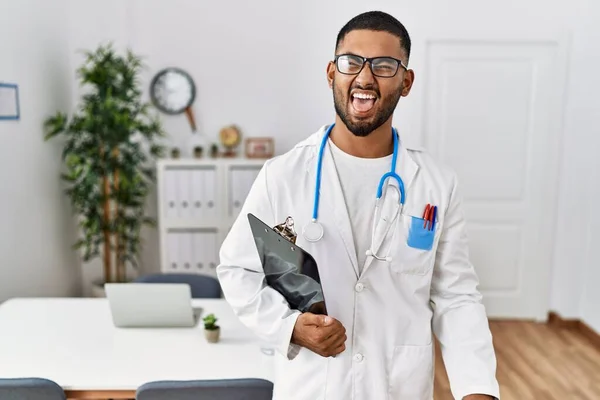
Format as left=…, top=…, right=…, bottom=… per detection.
left=273, top=216, right=297, bottom=244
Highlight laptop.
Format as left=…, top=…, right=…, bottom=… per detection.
left=247, top=213, right=328, bottom=315
left=105, top=283, right=203, bottom=328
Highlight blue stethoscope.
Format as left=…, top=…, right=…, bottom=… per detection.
left=302, top=123, right=406, bottom=262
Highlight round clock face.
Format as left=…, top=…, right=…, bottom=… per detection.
left=149, top=68, right=196, bottom=115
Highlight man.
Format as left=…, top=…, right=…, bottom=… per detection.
left=217, top=10, right=500, bottom=400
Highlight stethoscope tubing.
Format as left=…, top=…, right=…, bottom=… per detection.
left=305, top=123, right=405, bottom=245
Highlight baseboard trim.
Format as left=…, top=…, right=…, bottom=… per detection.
left=548, top=311, right=600, bottom=348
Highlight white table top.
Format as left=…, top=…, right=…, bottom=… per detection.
left=0, top=297, right=275, bottom=391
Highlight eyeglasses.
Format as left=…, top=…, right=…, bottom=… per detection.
left=334, top=54, right=407, bottom=78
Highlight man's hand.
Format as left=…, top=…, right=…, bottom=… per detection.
left=291, top=312, right=346, bottom=357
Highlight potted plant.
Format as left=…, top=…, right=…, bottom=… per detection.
left=210, top=143, right=219, bottom=158
left=43, top=43, right=166, bottom=296
left=203, top=313, right=220, bottom=343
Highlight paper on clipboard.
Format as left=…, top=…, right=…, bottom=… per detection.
left=247, top=213, right=327, bottom=315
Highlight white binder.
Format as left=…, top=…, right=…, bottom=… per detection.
left=164, top=169, right=179, bottom=219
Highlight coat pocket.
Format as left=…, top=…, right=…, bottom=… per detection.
left=390, top=214, right=438, bottom=275
left=407, top=216, right=435, bottom=250
left=388, top=343, right=434, bottom=399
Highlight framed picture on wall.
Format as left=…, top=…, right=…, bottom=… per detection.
left=0, top=83, right=20, bottom=121
left=245, top=137, right=274, bottom=159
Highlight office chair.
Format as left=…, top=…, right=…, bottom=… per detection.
left=0, top=378, right=66, bottom=400
left=133, top=273, right=221, bottom=298
left=136, top=378, right=273, bottom=400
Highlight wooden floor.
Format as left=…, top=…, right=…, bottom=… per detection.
left=433, top=320, right=600, bottom=399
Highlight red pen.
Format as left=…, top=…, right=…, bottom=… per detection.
left=423, top=204, right=431, bottom=228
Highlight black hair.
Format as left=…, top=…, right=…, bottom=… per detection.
left=335, top=11, right=411, bottom=62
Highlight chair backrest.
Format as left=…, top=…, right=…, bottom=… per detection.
left=136, top=378, right=273, bottom=400
left=133, top=273, right=221, bottom=298
left=0, top=378, right=66, bottom=400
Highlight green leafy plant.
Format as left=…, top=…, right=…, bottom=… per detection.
left=203, top=313, right=219, bottom=330
left=43, top=42, right=165, bottom=285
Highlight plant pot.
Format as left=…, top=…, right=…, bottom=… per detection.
left=204, top=328, right=220, bottom=343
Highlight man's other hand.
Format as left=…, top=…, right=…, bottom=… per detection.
left=291, top=312, right=346, bottom=357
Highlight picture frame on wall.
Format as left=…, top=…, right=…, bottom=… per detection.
left=245, top=137, right=274, bottom=159
left=0, top=83, right=20, bottom=121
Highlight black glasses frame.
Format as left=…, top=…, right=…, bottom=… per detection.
left=334, top=54, right=408, bottom=78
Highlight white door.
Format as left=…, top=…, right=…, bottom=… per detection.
left=419, top=37, right=566, bottom=319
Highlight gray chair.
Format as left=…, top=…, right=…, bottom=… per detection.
left=0, top=378, right=66, bottom=400
left=136, top=378, right=273, bottom=400
left=133, top=273, right=221, bottom=298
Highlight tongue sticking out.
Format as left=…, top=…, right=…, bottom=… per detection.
left=352, top=97, right=375, bottom=113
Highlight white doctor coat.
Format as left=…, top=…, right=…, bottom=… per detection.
left=216, top=125, right=500, bottom=400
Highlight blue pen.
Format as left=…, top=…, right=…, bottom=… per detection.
left=431, top=206, right=437, bottom=230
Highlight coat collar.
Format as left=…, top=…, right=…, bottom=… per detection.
left=303, top=125, right=419, bottom=278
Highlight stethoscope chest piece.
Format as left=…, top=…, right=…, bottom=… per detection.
left=302, top=219, right=324, bottom=242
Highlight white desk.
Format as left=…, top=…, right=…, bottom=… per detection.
left=0, top=297, right=275, bottom=399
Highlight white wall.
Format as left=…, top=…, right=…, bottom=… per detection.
left=0, top=0, right=81, bottom=302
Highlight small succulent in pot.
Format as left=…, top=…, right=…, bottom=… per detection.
left=210, top=143, right=219, bottom=158
left=203, top=313, right=220, bottom=343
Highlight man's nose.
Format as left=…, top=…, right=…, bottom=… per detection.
left=355, top=61, right=375, bottom=85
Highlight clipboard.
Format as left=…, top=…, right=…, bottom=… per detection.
left=247, top=213, right=327, bottom=315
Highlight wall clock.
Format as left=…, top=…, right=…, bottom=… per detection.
left=149, top=67, right=197, bottom=132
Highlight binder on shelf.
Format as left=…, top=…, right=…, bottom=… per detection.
left=164, top=169, right=179, bottom=219
left=178, top=231, right=193, bottom=271
left=167, top=232, right=180, bottom=271
left=191, top=169, right=204, bottom=219
left=192, top=231, right=206, bottom=271
left=177, top=170, right=192, bottom=219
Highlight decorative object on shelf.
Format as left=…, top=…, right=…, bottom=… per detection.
left=193, top=146, right=203, bottom=158
left=171, top=147, right=180, bottom=158
left=210, top=143, right=219, bottom=158
left=43, top=43, right=166, bottom=296
left=245, top=137, right=274, bottom=159
left=219, top=125, right=242, bottom=157
left=149, top=67, right=198, bottom=133
left=0, top=82, right=20, bottom=121
left=203, top=313, right=220, bottom=343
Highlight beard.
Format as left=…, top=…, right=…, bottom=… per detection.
left=333, top=78, right=403, bottom=137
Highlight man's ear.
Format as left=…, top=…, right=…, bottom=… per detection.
left=401, top=69, right=415, bottom=97
left=326, top=61, right=335, bottom=89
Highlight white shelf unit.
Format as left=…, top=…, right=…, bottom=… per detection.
left=156, top=157, right=266, bottom=279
